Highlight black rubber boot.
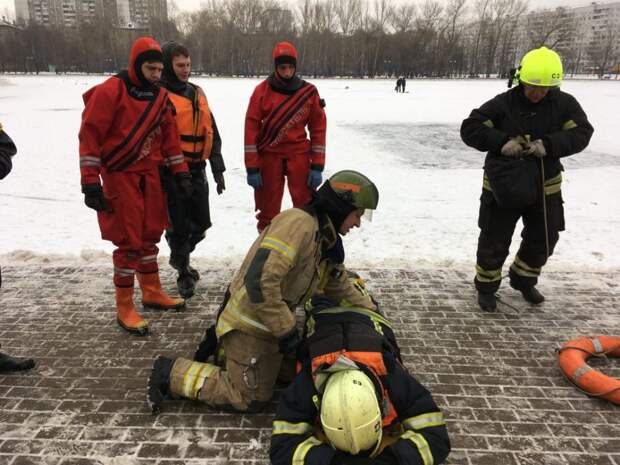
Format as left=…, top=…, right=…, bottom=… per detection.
left=0, top=352, right=36, bottom=373
left=147, top=356, right=174, bottom=415
left=194, top=325, right=218, bottom=362
left=477, top=292, right=497, bottom=312
left=177, top=272, right=197, bottom=298
left=187, top=265, right=200, bottom=281
left=511, top=283, right=545, bottom=304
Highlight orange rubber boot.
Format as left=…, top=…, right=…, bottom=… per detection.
left=115, top=287, right=148, bottom=335
left=137, top=272, right=185, bottom=310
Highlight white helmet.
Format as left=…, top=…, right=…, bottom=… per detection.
left=320, top=369, right=383, bottom=455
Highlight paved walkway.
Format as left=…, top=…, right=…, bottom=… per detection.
left=0, top=265, right=619, bottom=465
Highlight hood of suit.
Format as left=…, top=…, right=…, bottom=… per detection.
left=128, top=36, right=163, bottom=89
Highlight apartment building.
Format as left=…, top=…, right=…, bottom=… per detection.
left=15, top=0, right=165, bottom=28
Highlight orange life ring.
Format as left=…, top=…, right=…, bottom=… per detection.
left=558, top=336, right=620, bottom=405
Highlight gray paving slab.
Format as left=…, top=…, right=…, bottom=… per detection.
left=0, top=265, right=619, bottom=464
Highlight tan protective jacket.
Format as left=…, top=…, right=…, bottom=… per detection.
left=216, top=208, right=376, bottom=340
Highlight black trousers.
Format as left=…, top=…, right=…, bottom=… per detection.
left=475, top=189, right=565, bottom=294
left=163, top=164, right=212, bottom=260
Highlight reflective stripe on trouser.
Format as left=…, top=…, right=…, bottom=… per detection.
left=475, top=264, right=502, bottom=285
left=170, top=358, right=217, bottom=400
left=170, top=330, right=283, bottom=411
left=509, top=254, right=541, bottom=279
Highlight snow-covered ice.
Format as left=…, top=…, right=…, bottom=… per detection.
left=0, top=75, right=618, bottom=272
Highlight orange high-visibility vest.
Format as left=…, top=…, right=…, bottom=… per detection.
left=168, top=86, right=214, bottom=163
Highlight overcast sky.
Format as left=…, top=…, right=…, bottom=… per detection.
left=1, top=0, right=616, bottom=22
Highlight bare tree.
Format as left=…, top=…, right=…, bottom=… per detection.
left=588, top=19, right=620, bottom=78
left=390, top=3, right=415, bottom=34
left=9, top=0, right=614, bottom=80
left=437, top=0, right=467, bottom=76
left=413, top=0, right=443, bottom=77
left=469, top=0, right=492, bottom=77
left=482, top=0, right=527, bottom=77
left=368, top=0, right=393, bottom=76
left=334, top=0, right=362, bottom=75
left=524, top=7, right=576, bottom=50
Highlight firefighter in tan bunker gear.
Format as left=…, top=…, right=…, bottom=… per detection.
left=147, top=170, right=380, bottom=414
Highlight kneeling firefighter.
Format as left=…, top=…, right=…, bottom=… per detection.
left=269, top=294, right=451, bottom=465
left=460, top=46, right=593, bottom=312
left=147, top=170, right=380, bottom=414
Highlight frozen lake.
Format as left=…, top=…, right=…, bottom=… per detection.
left=0, top=75, right=619, bottom=272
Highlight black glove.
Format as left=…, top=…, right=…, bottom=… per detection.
left=278, top=328, right=300, bottom=355
left=0, top=153, right=12, bottom=180
left=213, top=171, right=226, bottom=195
left=0, top=352, right=36, bottom=373
left=82, top=183, right=111, bottom=212
left=194, top=325, right=218, bottom=362
left=174, top=172, right=194, bottom=198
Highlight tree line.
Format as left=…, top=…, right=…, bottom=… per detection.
left=1, top=0, right=618, bottom=78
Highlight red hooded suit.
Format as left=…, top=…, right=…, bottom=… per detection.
left=244, top=42, right=327, bottom=231
left=79, top=37, right=188, bottom=288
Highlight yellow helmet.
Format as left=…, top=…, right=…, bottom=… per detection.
left=320, top=370, right=383, bottom=455
left=517, top=46, right=562, bottom=87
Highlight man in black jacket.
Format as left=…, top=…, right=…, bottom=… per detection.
left=461, top=47, right=593, bottom=312
left=0, top=123, right=36, bottom=373
left=269, top=292, right=450, bottom=465
left=160, top=41, right=226, bottom=298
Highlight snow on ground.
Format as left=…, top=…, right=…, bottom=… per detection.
left=0, top=75, right=618, bottom=272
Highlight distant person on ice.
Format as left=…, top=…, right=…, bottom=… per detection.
left=160, top=41, right=226, bottom=299
left=146, top=171, right=379, bottom=415
left=401, top=76, right=407, bottom=93
left=460, top=47, right=593, bottom=312
left=244, top=41, right=327, bottom=232
left=0, top=122, right=36, bottom=373
left=78, top=37, right=190, bottom=335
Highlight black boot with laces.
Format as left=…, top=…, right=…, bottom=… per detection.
left=147, top=356, right=174, bottom=415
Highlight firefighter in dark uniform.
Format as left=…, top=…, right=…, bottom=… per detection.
left=461, top=47, right=593, bottom=312
left=270, top=293, right=451, bottom=465
left=0, top=123, right=36, bottom=373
